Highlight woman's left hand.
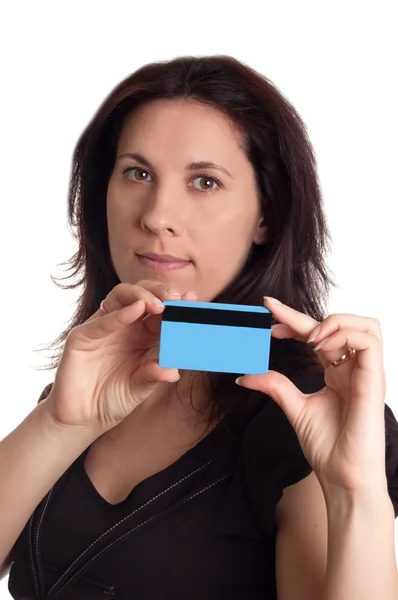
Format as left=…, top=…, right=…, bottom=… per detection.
left=236, top=297, right=388, bottom=495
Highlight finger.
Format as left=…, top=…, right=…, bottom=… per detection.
left=271, top=320, right=382, bottom=372
left=73, top=299, right=148, bottom=343
left=306, top=314, right=382, bottom=346
left=103, top=282, right=172, bottom=314
left=264, top=297, right=320, bottom=343
left=236, top=369, right=307, bottom=431
left=312, top=328, right=384, bottom=376
left=141, top=312, right=163, bottom=336
left=265, top=298, right=382, bottom=347
left=271, top=323, right=297, bottom=338
left=140, top=290, right=198, bottom=332
left=141, top=289, right=197, bottom=320
left=135, top=282, right=197, bottom=305
left=135, top=280, right=198, bottom=303
left=181, top=291, right=198, bottom=300
left=99, top=282, right=198, bottom=319
left=129, top=359, right=180, bottom=406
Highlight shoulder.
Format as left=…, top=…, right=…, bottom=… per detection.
left=384, top=402, right=398, bottom=517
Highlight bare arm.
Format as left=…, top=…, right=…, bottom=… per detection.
left=0, top=396, right=98, bottom=578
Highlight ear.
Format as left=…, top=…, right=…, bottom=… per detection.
left=253, top=217, right=267, bottom=245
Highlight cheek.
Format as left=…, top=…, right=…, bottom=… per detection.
left=106, top=203, right=131, bottom=257
left=203, top=211, right=255, bottom=245
left=107, top=185, right=132, bottom=231
left=192, top=215, right=253, bottom=265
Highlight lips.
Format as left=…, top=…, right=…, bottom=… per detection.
left=136, top=252, right=192, bottom=272
left=138, top=253, right=190, bottom=263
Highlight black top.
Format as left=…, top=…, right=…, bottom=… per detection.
left=8, top=371, right=398, bottom=600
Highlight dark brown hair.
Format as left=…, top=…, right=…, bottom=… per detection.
left=35, top=54, right=336, bottom=434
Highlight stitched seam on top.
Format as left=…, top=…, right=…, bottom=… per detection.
left=78, top=578, right=115, bottom=596
left=46, top=460, right=212, bottom=598
left=35, top=488, right=53, bottom=598
left=28, top=514, right=40, bottom=598
left=51, top=473, right=229, bottom=600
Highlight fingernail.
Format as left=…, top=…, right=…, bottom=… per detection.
left=168, top=371, right=180, bottom=382
left=308, top=325, right=322, bottom=344
left=152, top=298, right=165, bottom=307
left=313, top=336, right=331, bottom=351
left=167, top=289, right=181, bottom=297
left=235, top=376, right=244, bottom=386
left=263, top=296, right=282, bottom=305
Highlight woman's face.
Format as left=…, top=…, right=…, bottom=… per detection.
left=106, top=99, right=267, bottom=301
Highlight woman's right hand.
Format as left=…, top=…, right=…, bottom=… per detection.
left=44, top=281, right=197, bottom=435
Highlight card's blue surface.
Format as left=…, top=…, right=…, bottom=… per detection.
left=159, top=300, right=272, bottom=375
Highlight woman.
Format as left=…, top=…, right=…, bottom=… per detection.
left=2, top=55, right=398, bottom=600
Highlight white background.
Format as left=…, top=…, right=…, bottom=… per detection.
left=0, top=0, right=397, bottom=596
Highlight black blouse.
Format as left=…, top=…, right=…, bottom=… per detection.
left=7, top=371, right=398, bottom=600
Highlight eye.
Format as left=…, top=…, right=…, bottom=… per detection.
left=120, top=166, right=222, bottom=193
left=191, top=174, right=222, bottom=193
left=121, top=167, right=153, bottom=182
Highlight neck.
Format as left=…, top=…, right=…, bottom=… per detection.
left=135, top=370, right=211, bottom=425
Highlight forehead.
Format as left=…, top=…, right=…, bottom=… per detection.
left=117, top=99, right=245, bottom=158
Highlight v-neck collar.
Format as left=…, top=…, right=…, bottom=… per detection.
left=73, top=392, right=265, bottom=510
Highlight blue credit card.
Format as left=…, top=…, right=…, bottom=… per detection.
left=159, top=300, right=272, bottom=375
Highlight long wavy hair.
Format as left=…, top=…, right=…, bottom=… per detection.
left=35, top=54, right=336, bottom=435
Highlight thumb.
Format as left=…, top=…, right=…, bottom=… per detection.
left=236, top=370, right=306, bottom=430
left=129, top=359, right=180, bottom=406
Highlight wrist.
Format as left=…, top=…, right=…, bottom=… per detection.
left=37, top=397, right=102, bottom=446
left=321, top=481, right=393, bottom=521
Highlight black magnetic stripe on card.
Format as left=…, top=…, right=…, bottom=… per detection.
left=162, top=305, right=272, bottom=329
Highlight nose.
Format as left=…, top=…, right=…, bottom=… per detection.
left=140, top=186, right=184, bottom=237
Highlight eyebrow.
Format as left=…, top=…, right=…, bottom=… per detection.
left=116, top=152, right=235, bottom=180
